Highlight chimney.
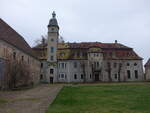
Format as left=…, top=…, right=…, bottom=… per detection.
left=115, top=40, right=118, bottom=44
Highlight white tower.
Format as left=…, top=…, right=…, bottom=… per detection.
left=47, top=11, right=59, bottom=83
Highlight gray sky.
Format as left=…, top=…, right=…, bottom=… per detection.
left=0, top=0, right=150, bottom=64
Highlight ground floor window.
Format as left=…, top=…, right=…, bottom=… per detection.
left=115, top=74, right=117, bottom=79
left=90, top=74, right=92, bottom=79
left=127, top=70, right=131, bottom=79
left=74, top=74, right=77, bottom=79
left=135, top=70, right=138, bottom=79
left=40, top=74, right=43, bottom=80
left=59, top=73, right=66, bottom=79
left=61, top=74, right=64, bottom=78
left=81, top=74, right=83, bottom=79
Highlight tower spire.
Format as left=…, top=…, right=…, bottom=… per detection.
left=52, top=11, right=56, bottom=18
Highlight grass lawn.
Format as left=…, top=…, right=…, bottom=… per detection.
left=47, top=83, right=150, bottom=113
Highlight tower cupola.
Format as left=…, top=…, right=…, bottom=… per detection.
left=48, top=11, right=59, bottom=28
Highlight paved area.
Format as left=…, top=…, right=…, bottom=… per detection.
left=0, top=84, right=63, bottom=113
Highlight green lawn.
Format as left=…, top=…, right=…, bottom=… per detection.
left=47, top=83, right=150, bottom=113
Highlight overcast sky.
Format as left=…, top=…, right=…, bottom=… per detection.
left=0, top=0, right=150, bottom=63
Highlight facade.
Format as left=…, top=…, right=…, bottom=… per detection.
left=33, top=12, right=144, bottom=83
left=145, top=59, right=150, bottom=80
left=0, top=19, right=40, bottom=89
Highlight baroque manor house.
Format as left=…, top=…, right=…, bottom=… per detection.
left=33, top=12, right=144, bottom=83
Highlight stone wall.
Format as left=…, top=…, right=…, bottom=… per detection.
left=0, top=40, right=41, bottom=86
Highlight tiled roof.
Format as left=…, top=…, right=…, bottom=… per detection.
left=145, top=59, right=150, bottom=67
left=0, top=18, right=36, bottom=58
left=33, top=42, right=142, bottom=60
left=67, top=42, right=131, bottom=49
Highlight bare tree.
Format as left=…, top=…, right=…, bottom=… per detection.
left=6, top=58, right=31, bottom=89
left=59, top=35, right=65, bottom=43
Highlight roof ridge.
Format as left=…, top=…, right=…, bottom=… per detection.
left=0, top=19, right=31, bottom=48
left=0, top=18, right=37, bottom=59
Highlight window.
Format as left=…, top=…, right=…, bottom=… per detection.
left=61, top=63, right=65, bottom=69
left=115, top=74, right=118, bottom=79
left=51, top=38, right=54, bottom=42
left=74, top=74, right=77, bottom=79
left=40, top=74, right=43, bottom=80
left=81, top=74, right=83, bottom=79
left=28, top=57, right=30, bottom=64
left=59, top=63, right=61, bottom=68
left=114, top=63, right=117, bottom=68
left=50, top=69, right=54, bottom=74
left=13, top=52, right=16, bottom=60
left=74, top=62, right=77, bottom=68
left=51, top=28, right=54, bottom=31
left=77, top=52, right=80, bottom=57
left=135, top=70, right=138, bottom=79
left=51, top=47, right=54, bottom=53
left=109, top=52, right=112, bottom=57
left=134, top=63, right=137, bottom=66
left=90, top=74, right=92, bottom=79
left=65, top=63, right=67, bottom=68
left=94, top=62, right=97, bottom=68
left=65, top=74, right=67, bottom=79
left=107, top=62, right=111, bottom=68
left=60, top=53, right=65, bottom=57
left=21, top=56, right=24, bottom=61
left=127, top=70, right=131, bottom=79
left=61, top=74, right=64, bottom=78
left=97, top=62, right=99, bottom=68
left=127, top=63, right=130, bottom=66
left=41, top=63, right=43, bottom=68
left=51, top=56, right=54, bottom=60
left=97, top=53, right=99, bottom=57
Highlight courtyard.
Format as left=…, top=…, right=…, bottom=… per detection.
left=0, top=84, right=63, bottom=113
left=0, top=83, right=150, bottom=113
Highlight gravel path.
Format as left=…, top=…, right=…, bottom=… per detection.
left=0, top=84, right=63, bottom=113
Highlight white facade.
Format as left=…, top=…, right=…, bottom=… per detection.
left=39, top=12, right=144, bottom=83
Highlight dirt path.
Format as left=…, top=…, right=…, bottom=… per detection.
left=0, top=84, right=63, bottom=113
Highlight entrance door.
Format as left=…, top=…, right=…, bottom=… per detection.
left=50, top=77, right=53, bottom=84
left=95, top=74, right=99, bottom=81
